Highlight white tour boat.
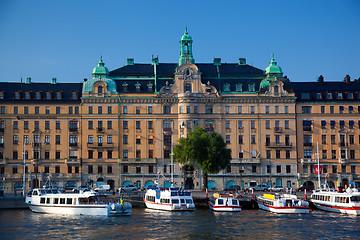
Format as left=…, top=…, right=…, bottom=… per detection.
left=26, top=187, right=132, bottom=216
left=208, top=193, right=241, bottom=212
left=310, top=187, right=360, bottom=215
left=144, top=187, right=195, bottom=211
left=257, top=193, right=311, bottom=214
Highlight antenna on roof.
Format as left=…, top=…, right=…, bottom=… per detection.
left=20, top=73, right=23, bottom=83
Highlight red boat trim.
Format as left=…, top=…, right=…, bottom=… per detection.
left=315, top=202, right=360, bottom=211
left=260, top=203, right=311, bottom=210
left=209, top=202, right=242, bottom=209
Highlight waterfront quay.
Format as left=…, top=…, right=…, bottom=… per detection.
left=0, top=190, right=308, bottom=210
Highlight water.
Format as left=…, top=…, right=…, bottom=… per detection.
left=1, top=209, right=359, bottom=239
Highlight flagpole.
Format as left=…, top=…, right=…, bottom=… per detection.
left=317, top=142, right=320, bottom=189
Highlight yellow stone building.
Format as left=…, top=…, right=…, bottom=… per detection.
left=0, top=31, right=359, bottom=194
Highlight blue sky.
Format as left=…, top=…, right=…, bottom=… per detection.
left=0, top=0, right=359, bottom=83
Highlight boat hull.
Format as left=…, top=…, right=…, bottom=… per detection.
left=209, top=202, right=241, bottom=212
left=144, top=201, right=195, bottom=211
left=258, top=203, right=311, bottom=214
left=312, top=202, right=360, bottom=215
left=27, top=203, right=131, bottom=216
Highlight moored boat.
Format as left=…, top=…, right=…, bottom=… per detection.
left=144, top=187, right=195, bottom=211
left=208, top=193, right=241, bottom=212
left=310, top=187, right=360, bottom=215
left=257, top=193, right=311, bottom=214
left=26, top=187, right=132, bottom=216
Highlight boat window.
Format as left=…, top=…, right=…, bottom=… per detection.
left=171, top=192, right=178, bottom=196
left=54, top=198, right=59, bottom=204
left=351, top=196, right=360, bottom=202
left=33, top=190, right=38, bottom=195
left=184, top=192, right=191, bottom=196
left=66, top=198, right=72, bottom=204
left=60, top=198, right=65, bottom=204
left=171, top=199, right=179, bottom=204
left=232, top=199, right=238, bottom=205
left=217, top=199, right=224, bottom=205
left=146, top=196, right=155, bottom=202
left=40, top=197, right=46, bottom=204
left=180, top=199, right=185, bottom=204
left=186, top=199, right=193, bottom=204
left=46, top=198, right=51, bottom=204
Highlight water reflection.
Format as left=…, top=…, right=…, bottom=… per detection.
left=0, top=209, right=360, bottom=240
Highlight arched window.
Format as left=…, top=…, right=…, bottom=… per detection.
left=184, top=44, right=189, bottom=54
left=98, top=86, right=103, bottom=94
left=274, top=85, right=279, bottom=94
left=184, top=83, right=192, bottom=92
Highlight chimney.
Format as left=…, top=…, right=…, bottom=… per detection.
left=213, top=58, right=221, bottom=66
left=238, top=58, right=246, bottom=65
left=25, top=77, right=31, bottom=84
left=51, top=77, right=57, bottom=84
left=344, top=75, right=351, bottom=84
left=318, top=75, right=324, bottom=83
left=127, top=58, right=134, bottom=65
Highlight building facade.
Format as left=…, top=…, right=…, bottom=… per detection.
left=0, top=30, right=359, bottom=193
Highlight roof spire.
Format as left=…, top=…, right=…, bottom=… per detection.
left=184, top=27, right=188, bottom=35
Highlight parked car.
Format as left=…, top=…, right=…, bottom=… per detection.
left=270, top=185, right=285, bottom=192
left=224, top=185, right=241, bottom=192
left=296, top=185, right=314, bottom=192
left=122, top=185, right=138, bottom=192
left=248, top=184, right=269, bottom=191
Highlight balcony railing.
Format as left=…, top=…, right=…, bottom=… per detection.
left=339, top=158, right=348, bottom=164
left=304, top=142, right=312, bottom=147
left=69, top=143, right=78, bottom=147
left=266, top=142, right=293, bottom=148
left=32, top=142, right=41, bottom=148
left=87, top=142, right=114, bottom=148
left=339, top=142, right=348, bottom=147
left=303, top=126, right=312, bottom=132
left=274, top=127, right=283, bottom=133
left=69, top=127, right=78, bottom=132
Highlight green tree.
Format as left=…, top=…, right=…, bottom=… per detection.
left=173, top=126, right=231, bottom=190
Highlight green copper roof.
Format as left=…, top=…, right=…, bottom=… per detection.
left=180, top=27, right=193, bottom=42
left=92, top=56, right=109, bottom=77
left=82, top=77, right=118, bottom=95
left=265, top=54, right=283, bottom=75
left=261, top=54, right=284, bottom=90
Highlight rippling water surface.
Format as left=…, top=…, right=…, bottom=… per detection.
left=1, top=209, right=359, bottom=239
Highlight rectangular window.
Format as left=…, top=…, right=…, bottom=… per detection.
left=332, top=150, right=336, bottom=159
left=55, top=151, right=60, bottom=159
left=107, top=135, right=112, bottom=144
left=123, top=121, right=128, bottom=129
left=322, top=135, right=326, bottom=144
left=136, top=107, right=140, bottom=114
left=14, top=106, right=18, bottom=114
left=226, top=121, right=230, bottom=129
left=56, top=121, right=60, bottom=130
left=266, top=120, right=270, bottom=129
left=322, top=150, right=327, bottom=159
left=89, top=106, right=93, bottom=114
left=13, top=121, right=18, bottom=130
left=98, top=106, right=102, bottom=114
left=123, top=165, right=128, bottom=173
left=275, top=106, right=279, bottom=114
left=284, top=106, right=288, bottom=114
left=251, top=120, right=255, bottom=129
left=238, top=106, right=242, bottom=114
left=88, top=165, right=93, bottom=174
left=226, top=135, right=230, bottom=144
left=330, top=106, right=334, bottom=114
left=164, top=106, right=171, bottom=114
left=285, top=120, right=289, bottom=129
left=267, top=165, right=271, bottom=174
left=251, top=135, right=255, bottom=144
left=45, top=121, right=50, bottom=130
left=276, top=150, right=281, bottom=159
left=123, top=150, right=128, bottom=159
left=302, top=106, right=312, bottom=114
left=148, top=106, right=152, bottom=114
left=55, top=166, right=60, bottom=173
left=331, top=135, right=335, bottom=144
left=250, top=106, right=255, bottom=114
left=149, top=165, right=154, bottom=174
left=55, top=135, right=60, bottom=144
left=107, top=106, right=112, bottom=114
left=265, top=106, right=269, bottom=114
left=238, top=121, right=243, bottom=129
left=286, top=165, right=291, bottom=173
left=136, top=121, right=141, bottom=129
left=205, top=106, right=213, bottom=114
left=68, top=107, right=73, bottom=114
left=277, top=165, right=281, bottom=173
left=332, top=165, right=337, bottom=173
left=321, top=106, right=325, bottom=114
left=56, top=107, right=60, bottom=114
left=24, top=106, right=29, bottom=114
left=107, top=165, right=112, bottom=173
left=238, top=135, right=243, bottom=144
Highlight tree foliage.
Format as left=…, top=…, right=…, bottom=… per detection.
left=173, top=126, right=232, bottom=189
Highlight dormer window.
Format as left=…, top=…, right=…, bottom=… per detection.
left=98, top=86, right=103, bottom=94
left=35, top=92, right=41, bottom=100
left=337, top=92, right=343, bottom=99
left=135, top=83, right=141, bottom=92
left=71, top=92, right=78, bottom=100
left=46, top=92, right=52, bottom=100
left=236, top=84, right=242, bottom=92
left=249, top=84, right=255, bottom=92
left=56, top=92, right=62, bottom=100
left=164, top=88, right=170, bottom=94
left=301, top=93, right=310, bottom=99
left=25, top=92, right=31, bottom=100
left=184, top=83, right=191, bottom=92
left=147, top=83, right=153, bottom=92
left=14, top=92, right=21, bottom=100
left=316, top=93, right=322, bottom=99
left=122, top=83, right=128, bottom=92
left=206, top=88, right=212, bottom=93
left=0, top=92, right=4, bottom=100
left=348, top=92, right=354, bottom=99
left=327, top=92, right=332, bottom=99
left=224, top=83, right=230, bottom=92
left=274, top=85, right=279, bottom=94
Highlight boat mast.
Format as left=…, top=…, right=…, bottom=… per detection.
left=170, top=141, right=174, bottom=187
left=22, top=138, right=26, bottom=196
